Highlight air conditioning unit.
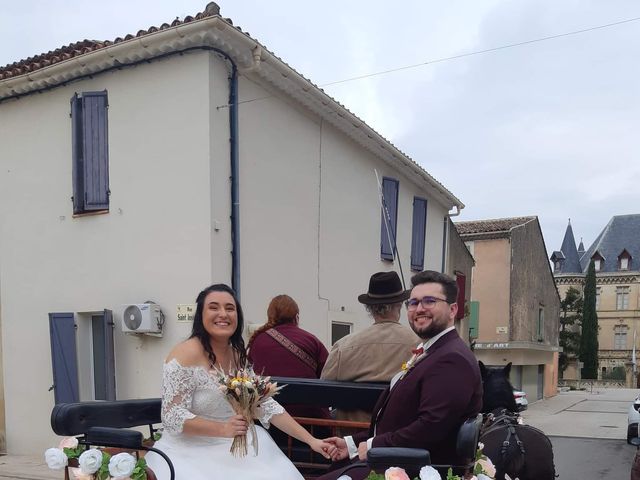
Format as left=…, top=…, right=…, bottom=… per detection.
left=121, top=303, right=163, bottom=334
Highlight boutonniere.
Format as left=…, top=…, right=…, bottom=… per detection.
left=400, top=347, right=425, bottom=375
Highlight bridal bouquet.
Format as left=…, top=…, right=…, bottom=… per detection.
left=215, top=364, right=282, bottom=457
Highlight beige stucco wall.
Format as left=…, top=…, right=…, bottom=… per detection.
left=468, top=238, right=511, bottom=342
left=0, top=50, right=452, bottom=453
left=509, top=221, right=560, bottom=347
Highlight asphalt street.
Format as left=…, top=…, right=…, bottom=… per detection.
left=521, top=387, right=638, bottom=479
left=551, top=436, right=636, bottom=479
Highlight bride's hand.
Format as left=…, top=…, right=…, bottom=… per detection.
left=221, top=414, right=248, bottom=438
left=307, top=438, right=332, bottom=459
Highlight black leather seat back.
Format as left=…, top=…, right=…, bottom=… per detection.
left=456, top=414, right=483, bottom=467
left=51, top=398, right=161, bottom=436
left=271, top=377, right=387, bottom=410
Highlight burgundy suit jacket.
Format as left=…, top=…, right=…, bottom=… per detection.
left=353, top=329, right=482, bottom=466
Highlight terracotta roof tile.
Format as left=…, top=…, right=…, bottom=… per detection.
left=0, top=3, right=222, bottom=80
left=455, top=216, right=536, bottom=235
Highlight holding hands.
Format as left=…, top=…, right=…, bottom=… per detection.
left=308, top=438, right=333, bottom=459
left=323, top=436, right=349, bottom=461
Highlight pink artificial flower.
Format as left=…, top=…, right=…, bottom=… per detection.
left=385, top=467, right=410, bottom=480
left=69, top=467, right=92, bottom=480
left=58, top=437, right=78, bottom=449
left=477, top=457, right=496, bottom=477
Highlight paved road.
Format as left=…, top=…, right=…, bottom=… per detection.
left=551, top=436, right=636, bottom=480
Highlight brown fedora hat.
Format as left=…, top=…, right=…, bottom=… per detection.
left=358, top=271, right=410, bottom=305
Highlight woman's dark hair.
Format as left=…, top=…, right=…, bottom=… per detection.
left=190, top=283, right=247, bottom=368
left=247, top=294, right=299, bottom=350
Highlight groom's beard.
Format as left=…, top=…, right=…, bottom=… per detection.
left=410, top=312, right=449, bottom=340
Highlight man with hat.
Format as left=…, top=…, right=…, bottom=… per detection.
left=320, top=271, right=419, bottom=422
left=318, top=270, right=482, bottom=480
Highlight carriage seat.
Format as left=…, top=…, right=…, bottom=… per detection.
left=367, top=414, right=483, bottom=477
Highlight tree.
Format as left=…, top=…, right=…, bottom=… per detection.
left=580, top=260, right=599, bottom=379
left=559, top=286, right=582, bottom=377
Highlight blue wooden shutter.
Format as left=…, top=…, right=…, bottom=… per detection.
left=380, top=177, right=399, bottom=261
left=70, top=94, right=84, bottom=214
left=82, top=91, right=109, bottom=211
left=410, top=197, right=427, bottom=270
left=48, top=313, right=79, bottom=404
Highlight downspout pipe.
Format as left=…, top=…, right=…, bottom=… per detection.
left=207, top=48, right=241, bottom=298
left=442, top=204, right=463, bottom=273
left=228, top=62, right=240, bottom=298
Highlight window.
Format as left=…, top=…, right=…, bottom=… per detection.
left=71, top=91, right=110, bottom=214
left=554, top=261, right=561, bottom=272
left=619, top=250, right=632, bottom=271
left=380, top=177, right=399, bottom=261
left=595, top=287, right=601, bottom=309
left=594, top=259, right=601, bottom=271
left=614, top=325, right=627, bottom=350
left=616, top=286, right=630, bottom=310
left=331, top=322, right=352, bottom=345
left=410, top=197, right=427, bottom=270
left=537, top=307, right=544, bottom=341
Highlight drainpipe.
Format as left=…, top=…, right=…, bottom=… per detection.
left=442, top=205, right=462, bottom=273
left=208, top=48, right=241, bottom=297
left=229, top=62, right=240, bottom=298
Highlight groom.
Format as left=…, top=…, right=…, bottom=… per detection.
left=319, top=270, right=482, bottom=480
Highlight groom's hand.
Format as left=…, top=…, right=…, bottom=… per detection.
left=323, top=436, right=348, bottom=461
left=357, top=441, right=369, bottom=460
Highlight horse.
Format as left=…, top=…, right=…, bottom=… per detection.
left=479, top=361, right=556, bottom=480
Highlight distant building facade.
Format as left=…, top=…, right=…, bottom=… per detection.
left=447, top=218, right=474, bottom=344
left=552, top=215, right=640, bottom=386
left=456, top=216, right=560, bottom=401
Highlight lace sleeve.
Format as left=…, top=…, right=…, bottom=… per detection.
left=257, top=397, right=285, bottom=429
left=161, top=359, right=197, bottom=434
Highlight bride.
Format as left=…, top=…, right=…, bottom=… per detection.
left=144, top=284, right=331, bottom=479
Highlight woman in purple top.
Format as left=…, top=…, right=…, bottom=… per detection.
left=248, top=294, right=330, bottom=419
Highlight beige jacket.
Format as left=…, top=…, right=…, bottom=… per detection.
left=320, top=320, right=419, bottom=422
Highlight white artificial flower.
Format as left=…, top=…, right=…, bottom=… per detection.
left=44, top=448, right=68, bottom=470
left=108, top=452, right=137, bottom=479
left=336, top=476, right=353, bottom=480
left=477, top=475, right=492, bottom=480
left=419, top=465, right=442, bottom=480
left=477, top=442, right=484, bottom=451
left=78, top=448, right=104, bottom=474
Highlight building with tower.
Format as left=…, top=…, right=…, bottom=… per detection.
left=552, top=214, right=640, bottom=385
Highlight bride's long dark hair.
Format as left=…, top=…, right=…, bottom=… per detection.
left=190, top=283, right=247, bottom=368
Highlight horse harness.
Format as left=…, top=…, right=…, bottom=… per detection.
left=481, top=409, right=526, bottom=459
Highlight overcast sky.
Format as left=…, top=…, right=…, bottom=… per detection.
left=3, top=0, right=639, bottom=258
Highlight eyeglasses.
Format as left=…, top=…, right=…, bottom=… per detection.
left=405, top=296, right=450, bottom=311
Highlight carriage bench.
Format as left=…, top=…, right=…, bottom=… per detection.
left=50, top=378, right=387, bottom=479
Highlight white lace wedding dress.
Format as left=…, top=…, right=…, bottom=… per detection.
left=144, top=359, right=304, bottom=480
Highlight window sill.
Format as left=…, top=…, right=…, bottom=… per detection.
left=72, top=209, right=109, bottom=218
